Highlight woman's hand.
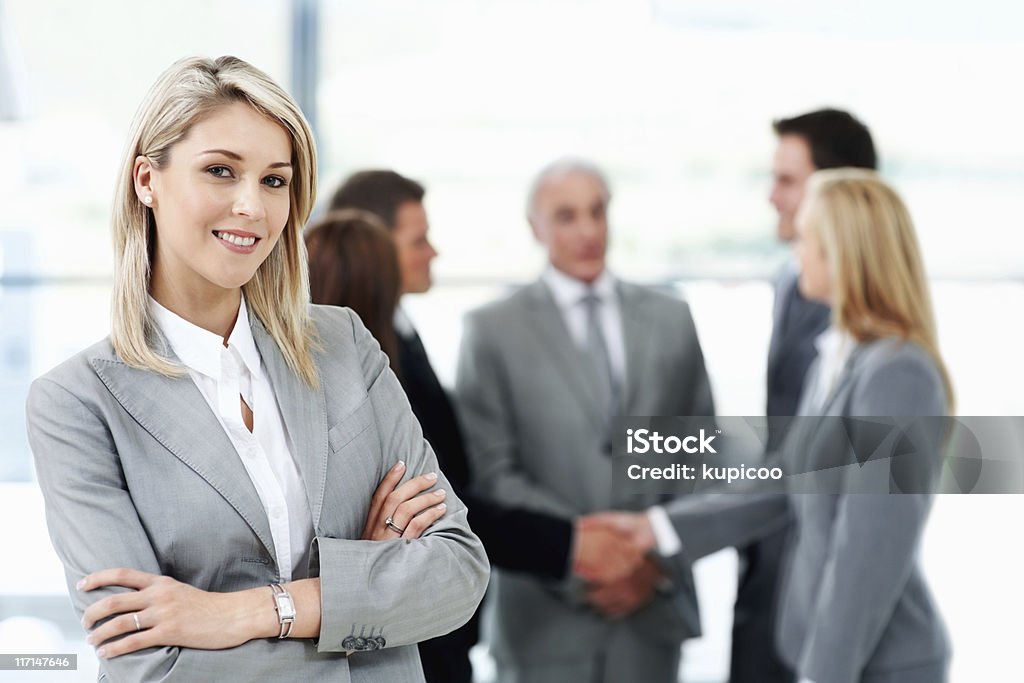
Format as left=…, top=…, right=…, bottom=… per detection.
left=78, top=569, right=275, bottom=658
left=361, top=460, right=448, bottom=541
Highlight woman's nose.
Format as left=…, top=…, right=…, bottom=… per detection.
left=232, top=182, right=266, bottom=221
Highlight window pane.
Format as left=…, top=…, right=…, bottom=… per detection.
left=0, top=0, right=289, bottom=278
left=318, top=0, right=1024, bottom=281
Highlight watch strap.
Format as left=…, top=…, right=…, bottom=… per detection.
left=270, top=583, right=295, bottom=639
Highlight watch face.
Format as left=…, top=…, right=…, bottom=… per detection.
left=275, top=594, right=296, bottom=620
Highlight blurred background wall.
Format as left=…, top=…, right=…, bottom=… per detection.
left=1, top=1, right=1021, bottom=680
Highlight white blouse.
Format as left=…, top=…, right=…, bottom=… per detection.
left=149, top=296, right=314, bottom=581
left=803, top=326, right=857, bottom=415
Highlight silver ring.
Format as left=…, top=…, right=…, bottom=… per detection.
left=132, top=612, right=142, bottom=632
left=384, top=516, right=406, bottom=535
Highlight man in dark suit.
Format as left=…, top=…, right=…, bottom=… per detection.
left=329, top=171, right=645, bottom=683
left=730, top=109, right=878, bottom=683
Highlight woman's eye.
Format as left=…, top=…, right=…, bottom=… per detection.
left=263, top=175, right=288, bottom=188
left=207, top=165, right=233, bottom=178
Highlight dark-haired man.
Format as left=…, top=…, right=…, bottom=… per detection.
left=731, top=108, right=878, bottom=683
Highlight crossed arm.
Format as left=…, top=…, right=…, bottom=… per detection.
left=27, top=311, right=488, bottom=679
left=75, top=462, right=446, bottom=659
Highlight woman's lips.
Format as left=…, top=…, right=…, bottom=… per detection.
left=213, top=230, right=260, bottom=254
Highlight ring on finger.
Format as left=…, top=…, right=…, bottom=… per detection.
left=132, top=612, right=142, bottom=632
left=384, top=516, right=406, bottom=535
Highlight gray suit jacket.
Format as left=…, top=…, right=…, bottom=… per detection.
left=455, top=278, right=714, bottom=664
left=26, top=305, right=489, bottom=683
left=665, top=337, right=950, bottom=683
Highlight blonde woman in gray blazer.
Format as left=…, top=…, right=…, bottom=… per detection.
left=593, top=169, right=953, bottom=683
left=25, top=56, right=488, bottom=683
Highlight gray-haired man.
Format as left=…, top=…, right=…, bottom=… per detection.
left=456, top=159, right=715, bottom=683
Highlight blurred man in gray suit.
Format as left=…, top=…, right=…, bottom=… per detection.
left=456, top=159, right=715, bottom=683
left=732, top=109, right=878, bottom=683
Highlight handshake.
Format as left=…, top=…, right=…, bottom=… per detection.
left=571, top=511, right=666, bottom=619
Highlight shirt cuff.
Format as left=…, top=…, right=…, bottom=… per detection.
left=646, top=505, right=682, bottom=557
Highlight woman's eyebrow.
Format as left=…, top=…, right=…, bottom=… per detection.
left=199, top=148, right=243, bottom=160
left=198, top=149, right=291, bottom=169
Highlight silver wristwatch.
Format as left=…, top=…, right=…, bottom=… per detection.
left=270, top=583, right=296, bottom=638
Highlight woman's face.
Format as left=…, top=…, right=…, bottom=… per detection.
left=793, top=197, right=834, bottom=304
left=139, top=101, right=293, bottom=301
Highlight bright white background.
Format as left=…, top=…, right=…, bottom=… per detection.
left=1, top=1, right=1022, bottom=681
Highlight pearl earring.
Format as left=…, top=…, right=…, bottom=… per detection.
left=142, top=195, right=153, bottom=205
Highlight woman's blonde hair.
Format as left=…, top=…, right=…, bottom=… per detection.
left=110, top=55, right=320, bottom=385
left=804, top=168, right=954, bottom=412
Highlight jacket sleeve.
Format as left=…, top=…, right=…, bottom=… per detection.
left=312, top=310, right=490, bottom=653
left=27, top=376, right=350, bottom=682
left=662, top=490, right=791, bottom=562
left=679, top=300, right=716, bottom=419
left=798, top=354, right=947, bottom=683
left=462, top=491, right=572, bottom=580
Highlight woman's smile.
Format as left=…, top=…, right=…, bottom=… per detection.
left=213, top=229, right=261, bottom=253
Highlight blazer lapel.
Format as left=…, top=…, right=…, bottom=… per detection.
left=618, top=282, right=655, bottom=415
left=524, top=280, right=604, bottom=429
left=766, top=268, right=797, bottom=380
left=90, top=340, right=277, bottom=561
left=814, top=345, right=866, bottom=416
left=250, top=314, right=329, bottom=529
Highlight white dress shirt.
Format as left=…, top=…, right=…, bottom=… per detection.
left=541, top=266, right=682, bottom=556
left=802, top=326, right=857, bottom=415
left=150, top=296, right=314, bottom=582
left=542, top=265, right=626, bottom=388
left=393, top=306, right=416, bottom=340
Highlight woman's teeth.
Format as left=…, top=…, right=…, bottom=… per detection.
left=215, top=231, right=257, bottom=247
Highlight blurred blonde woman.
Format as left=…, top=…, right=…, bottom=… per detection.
left=594, top=168, right=952, bottom=683
left=778, top=168, right=952, bottom=683
left=26, top=56, right=487, bottom=682
left=794, top=167, right=952, bottom=412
